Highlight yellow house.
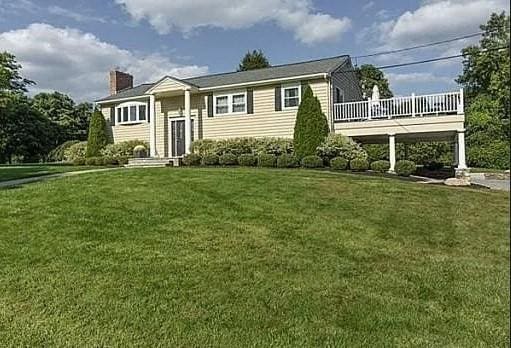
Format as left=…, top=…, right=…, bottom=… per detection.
left=95, top=55, right=466, bottom=173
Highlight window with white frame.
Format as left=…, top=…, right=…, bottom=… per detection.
left=282, top=84, right=301, bottom=109
left=335, top=87, right=345, bottom=103
left=116, top=101, right=148, bottom=124
left=214, top=91, right=247, bottom=115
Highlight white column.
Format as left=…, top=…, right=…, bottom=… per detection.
left=149, top=94, right=156, bottom=157
left=457, top=130, right=467, bottom=169
left=184, top=89, right=192, bottom=155
left=389, top=134, right=396, bottom=173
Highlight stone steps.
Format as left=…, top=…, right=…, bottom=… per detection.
left=126, top=158, right=181, bottom=168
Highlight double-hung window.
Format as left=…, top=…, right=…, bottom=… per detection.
left=214, top=91, right=247, bottom=115
left=116, top=101, right=148, bottom=125
left=282, top=84, right=301, bottom=109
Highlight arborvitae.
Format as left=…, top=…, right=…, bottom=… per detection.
left=85, top=111, right=108, bottom=157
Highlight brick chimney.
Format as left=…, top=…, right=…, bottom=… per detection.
left=109, top=70, right=133, bottom=95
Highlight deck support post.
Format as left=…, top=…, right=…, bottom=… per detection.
left=388, top=134, right=396, bottom=173
left=456, top=130, right=467, bottom=170
left=184, top=89, right=192, bottom=155
left=149, top=94, right=156, bottom=157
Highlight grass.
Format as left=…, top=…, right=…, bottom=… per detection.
left=0, top=165, right=99, bottom=182
left=0, top=168, right=508, bottom=347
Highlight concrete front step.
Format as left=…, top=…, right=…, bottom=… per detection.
left=126, top=158, right=182, bottom=168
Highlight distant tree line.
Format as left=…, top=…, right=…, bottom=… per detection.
left=0, top=52, right=93, bottom=163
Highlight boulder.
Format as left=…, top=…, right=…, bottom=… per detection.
left=445, top=178, right=471, bottom=187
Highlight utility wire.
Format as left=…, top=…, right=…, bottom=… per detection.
left=353, top=32, right=484, bottom=59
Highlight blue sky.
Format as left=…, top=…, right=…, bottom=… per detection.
left=0, top=0, right=508, bottom=101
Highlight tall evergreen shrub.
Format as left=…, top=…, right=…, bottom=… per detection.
left=86, top=111, right=108, bottom=158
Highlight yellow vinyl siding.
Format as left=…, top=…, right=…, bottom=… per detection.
left=202, top=79, right=328, bottom=139
left=150, top=78, right=188, bottom=94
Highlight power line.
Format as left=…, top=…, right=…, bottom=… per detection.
left=353, top=32, right=483, bottom=59
left=375, top=45, right=509, bottom=70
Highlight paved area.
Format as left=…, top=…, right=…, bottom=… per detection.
left=470, top=173, right=510, bottom=191
left=0, top=168, right=121, bottom=188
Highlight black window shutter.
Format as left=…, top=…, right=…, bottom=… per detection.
left=247, top=88, right=254, bottom=114
left=207, top=94, right=214, bottom=117
left=275, top=86, right=282, bottom=111
left=110, top=107, right=115, bottom=126
left=301, top=81, right=309, bottom=97
left=147, top=101, right=151, bottom=123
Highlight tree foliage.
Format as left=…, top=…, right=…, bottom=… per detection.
left=237, top=50, right=271, bottom=71
left=356, top=64, right=393, bottom=99
left=293, top=86, right=329, bottom=158
left=86, top=111, right=109, bottom=158
left=457, top=12, right=510, bottom=169
left=0, top=51, right=34, bottom=94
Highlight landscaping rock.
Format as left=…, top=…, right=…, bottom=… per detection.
left=445, top=178, right=471, bottom=186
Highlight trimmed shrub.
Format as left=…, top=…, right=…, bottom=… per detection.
left=238, top=154, right=257, bottom=166
left=64, top=141, right=87, bottom=162
left=182, top=153, right=202, bottom=166
left=425, top=161, right=444, bottom=171
left=133, top=145, right=148, bottom=158
left=72, top=158, right=86, bottom=166
left=317, top=134, right=368, bottom=162
left=48, top=140, right=80, bottom=162
left=301, top=155, right=324, bottom=168
left=257, top=154, right=277, bottom=167
left=102, top=156, right=119, bottom=165
left=191, top=137, right=293, bottom=157
left=85, top=156, right=102, bottom=166
left=293, top=86, right=329, bottom=158
left=219, top=153, right=238, bottom=166
left=395, top=160, right=416, bottom=176
left=350, top=158, right=369, bottom=171
left=277, top=153, right=299, bottom=168
left=117, top=156, right=129, bottom=166
left=101, top=140, right=149, bottom=159
left=201, top=154, right=219, bottom=166
left=86, top=111, right=109, bottom=158
left=371, top=160, right=391, bottom=173
left=330, top=157, right=348, bottom=170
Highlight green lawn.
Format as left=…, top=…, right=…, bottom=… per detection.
left=0, top=168, right=508, bottom=347
left=0, top=165, right=98, bottom=182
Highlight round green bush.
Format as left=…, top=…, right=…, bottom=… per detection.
left=182, top=153, right=202, bottom=166
left=201, top=154, right=219, bottom=166
left=85, top=157, right=103, bottom=166
left=301, top=155, right=324, bottom=168
left=330, top=157, right=348, bottom=170
left=238, top=154, right=257, bottom=166
left=65, top=141, right=87, bottom=162
left=257, top=154, right=277, bottom=167
left=219, top=153, right=238, bottom=166
left=350, top=158, right=369, bottom=171
left=395, top=160, right=416, bottom=176
left=370, top=160, right=391, bottom=173
left=133, top=145, right=148, bottom=158
left=277, top=153, right=299, bottom=168
left=117, top=156, right=129, bottom=165
left=102, top=156, right=119, bottom=165
left=72, top=158, right=86, bottom=166
left=48, top=140, right=80, bottom=162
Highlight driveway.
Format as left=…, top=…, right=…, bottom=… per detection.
left=471, top=173, right=510, bottom=191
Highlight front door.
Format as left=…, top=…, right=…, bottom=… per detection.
left=171, top=119, right=194, bottom=157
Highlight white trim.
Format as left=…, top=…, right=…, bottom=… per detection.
left=213, top=90, right=247, bottom=116
left=281, top=83, right=301, bottom=110
left=149, top=95, right=156, bottom=157
left=96, top=95, right=149, bottom=104
left=200, top=73, right=327, bottom=92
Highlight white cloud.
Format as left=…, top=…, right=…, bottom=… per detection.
left=47, top=6, right=107, bottom=24
left=115, top=0, right=351, bottom=44
left=362, top=1, right=375, bottom=12
left=0, top=23, right=208, bottom=102
left=366, top=0, right=509, bottom=49
left=387, top=72, right=453, bottom=85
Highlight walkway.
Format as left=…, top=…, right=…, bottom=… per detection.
left=0, top=168, right=121, bottom=189
left=470, top=173, right=510, bottom=192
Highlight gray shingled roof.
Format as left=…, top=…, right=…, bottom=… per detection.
left=97, top=55, right=349, bottom=102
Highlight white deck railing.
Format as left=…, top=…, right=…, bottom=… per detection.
left=333, top=89, right=464, bottom=122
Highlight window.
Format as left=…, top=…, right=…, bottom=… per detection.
left=282, top=85, right=300, bottom=109
left=139, top=105, right=146, bottom=121
left=232, top=94, right=246, bottom=113
left=116, top=102, right=149, bottom=125
left=215, top=96, right=229, bottom=115
left=214, top=91, right=247, bottom=115
left=335, top=87, right=344, bottom=103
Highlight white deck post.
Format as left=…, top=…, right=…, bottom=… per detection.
left=458, top=88, right=464, bottom=115
left=389, top=134, right=396, bottom=173
left=456, top=130, right=467, bottom=170
left=411, top=93, right=416, bottom=117
left=149, top=94, right=156, bottom=157
left=184, top=89, right=192, bottom=155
